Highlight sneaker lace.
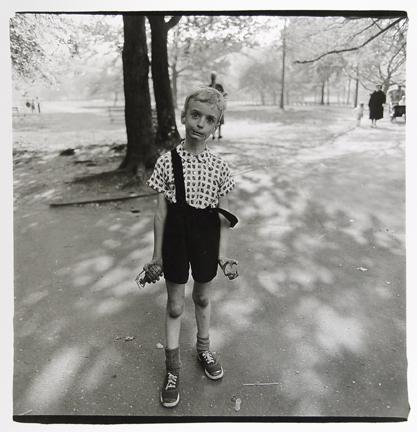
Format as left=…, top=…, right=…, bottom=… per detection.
left=165, top=372, right=178, bottom=390
left=202, top=351, right=215, bottom=365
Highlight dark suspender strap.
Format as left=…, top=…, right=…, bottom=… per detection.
left=171, top=148, right=186, bottom=205
left=171, top=147, right=239, bottom=227
left=215, top=208, right=239, bottom=228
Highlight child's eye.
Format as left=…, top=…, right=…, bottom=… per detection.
left=191, top=112, right=200, bottom=119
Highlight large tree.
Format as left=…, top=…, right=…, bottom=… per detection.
left=238, top=56, right=281, bottom=105
left=119, top=15, right=155, bottom=174
left=147, top=15, right=181, bottom=150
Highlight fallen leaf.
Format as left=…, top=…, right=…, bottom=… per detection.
left=356, top=266, right=368, bottom=272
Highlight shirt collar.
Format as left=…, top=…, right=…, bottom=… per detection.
left=177, top=141, right=210, bottom=163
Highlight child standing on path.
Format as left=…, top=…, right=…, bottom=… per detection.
left=143, top=87, right=239, bottom=408
left=354, top=102, right=365, bottom=127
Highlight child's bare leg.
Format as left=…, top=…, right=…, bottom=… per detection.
left=192, top=280, right=212, bottom=341
left=165, top=280, right=185, bottom=349
left=192, top=280, right=224, bottom=379
left=160, top=280, right=184, bottom=408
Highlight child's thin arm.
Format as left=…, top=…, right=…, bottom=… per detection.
left=152, top=193, right=167, bottom=261
left=144, top=193, right=167, bottom=282
left=218, top=195, right=238, bottom=280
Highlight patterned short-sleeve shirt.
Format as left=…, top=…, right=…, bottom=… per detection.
left=147, top=142, right=235, bottom=209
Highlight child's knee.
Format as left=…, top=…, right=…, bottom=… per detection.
left=192, top=291, right=210, bottom=308
left=167, top=300, right=184, bottom=319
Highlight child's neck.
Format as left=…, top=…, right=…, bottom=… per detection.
left=183, top=138, right=207, bottom=155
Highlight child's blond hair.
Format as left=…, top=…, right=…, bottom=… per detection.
left=183, top=86, right=225, bottom=122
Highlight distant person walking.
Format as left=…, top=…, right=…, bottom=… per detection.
left=354, top=102, right=365, bottom=127
left=30, top=99, right=35, bottom=113
left=368, top=85, right=386, bottom=128
left=36, top=97, right=41, bottom=113
left=208, top=72, right=227, bottom=139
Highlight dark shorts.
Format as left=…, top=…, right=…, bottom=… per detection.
left=162, top=201, right=220, bottom=284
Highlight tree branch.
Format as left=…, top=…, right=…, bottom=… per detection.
left=294, top=17, right=404, bottom=64
left=372, top=18, right=384, bottom=31
left=346, top=19, right=378, bottom=43
left=165, top=16, right=182, bottom=31
left=177, top=65, right=189, bottom=74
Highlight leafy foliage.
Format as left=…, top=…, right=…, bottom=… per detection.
left=10, top=13, right=80, bottom=84
left=168, top=16, right=270, bottom=95
left=238, top=51, right=281, bottom=104
left=289, top=16, right=407, bottom=91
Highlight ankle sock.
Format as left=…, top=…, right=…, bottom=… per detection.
left=165, top=347, right=181, bottom=374
left=196, top=335, right=210, bottom=354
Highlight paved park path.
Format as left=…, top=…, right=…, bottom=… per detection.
left=13, top=105, right=408, bottom=419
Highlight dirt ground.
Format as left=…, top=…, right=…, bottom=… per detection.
left=12, top=103, right=408, bottom=420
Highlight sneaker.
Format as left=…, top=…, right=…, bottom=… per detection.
left=160, top=371, right=180, bottom=408
left=198, top=350, right=224, bottom=380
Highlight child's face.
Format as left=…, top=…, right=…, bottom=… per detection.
left=181, top=99, right=220, bottom=144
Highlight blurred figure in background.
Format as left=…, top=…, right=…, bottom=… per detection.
left=354, top=102, right=365, bottom=127
left=368, top=84, right=386, bottom=128
left=208, top=72, right=227, bottom=139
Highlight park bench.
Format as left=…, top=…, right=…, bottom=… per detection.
left=108, top=106, right=158, bottom=128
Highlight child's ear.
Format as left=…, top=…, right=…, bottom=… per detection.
left=180, top=111, right=186, bottom=124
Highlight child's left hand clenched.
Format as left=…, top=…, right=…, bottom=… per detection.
left=218, top=257, right=239, bottom=280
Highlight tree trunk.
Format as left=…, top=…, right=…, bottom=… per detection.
left=171, top=63, right=178, bottom=109
left=171, top=26, right=180, bottom=109
left=320, top=81, right=325, bottom=105
left=148, top=15, right=180, bottom=150
left=354, top=64, right=359, bottom=107
left=346, top=77, right=351, bottom=105
left=119, top=15, right=156, bottom=173
left=326, top=78, right=330, bottom=105
left=279, top=19, right=287, bottom=109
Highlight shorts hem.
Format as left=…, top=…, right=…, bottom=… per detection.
left=164, top=276, right=189, bottom=285
left=191, top=272, right=218, bottom=284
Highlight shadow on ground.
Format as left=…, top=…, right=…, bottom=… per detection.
left=13, top=107, right=407, bottom=418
